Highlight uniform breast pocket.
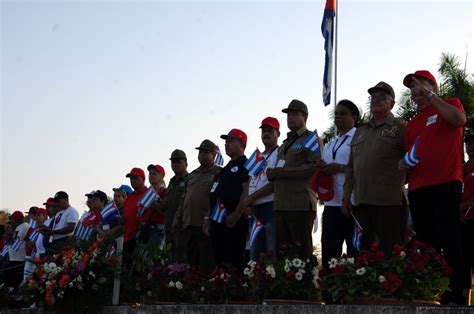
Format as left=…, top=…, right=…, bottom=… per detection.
left=376, top=136, right=399, bottom=159
left=351, top=137, right=366, bottom=158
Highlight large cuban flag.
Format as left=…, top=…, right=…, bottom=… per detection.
left=321, top=0, right=336, bottom=106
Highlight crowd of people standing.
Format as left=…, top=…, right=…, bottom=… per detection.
left=0, top=69, right=472, bottom=306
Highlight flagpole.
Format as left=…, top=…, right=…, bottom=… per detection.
left=333, top=0, right=339, bottom=138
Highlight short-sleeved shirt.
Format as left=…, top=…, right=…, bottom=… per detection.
left=322, top=127, right=356, bottom=206
left=9, top=222, right=29, bottom=262
left=343, top=113, right=406, bottom=206
left=461, top=162, right=474, bottom=221
left=176, top=166, right=221, bottom=228
left=273, top=126, right=321, bottom=212
left=210, top=155, right=249, bottom=214
left=101, top=202, right=121, bottom=231
left=405, top=98, right=465, bottom=191
left=164, top=172, right=188, bottom=233
left=248, top=147, right=278, bottom=205
left=123, top=185, right=148, bottom=242
left=52, top=206, right=79, bottom=240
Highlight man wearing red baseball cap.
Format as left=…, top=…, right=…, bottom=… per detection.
left=122, top=167, right=148, bottom=258
left=5, top=211, right=29, bottom=291
left=134, top=164, right=167, bottom=246
left=402, top=70, right=467, bottom=305
left=204, top=128, right=249, bottom=271
left=240, top=117, right=280, bottom=260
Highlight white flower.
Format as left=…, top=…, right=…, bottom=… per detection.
left=378, top=275, right=386, bottom=283
left=76, top=275, right=82, bottom=283
left=284, top=265, right=290, bottom=273
left=285, top=259, right=292, bottom=267
left=266, top=265, right=276, bottom=278
left=295, top=272, right=303, bottom=281
left=243, top=268, right=251, bottom=276
left=298, top=269, right=306, bottom=274
left=220, top=273, right=225, bottom=279
left=147, top=291, right=152, bottom=297
left=242, top=282, right=248, bottom=287
left=201, top=286, right=205, bottom=291
left=346, top=258, right=355, bottom=264
left=400, top=251, right=406, bottom=259
left=328, top=258, right=338, bottom=269
left=292, top=258, right=302, bottom=268
left=89, top=271, right=96, bottom=279
left=147, top=273, right=153, bottom=280
left=356, top=267, right=366, bottom=276
left=250, top=261, right=257, bottom=267
left=175, top=281, right=183, bottom=290
left=168, top=281, right=175, bottom=288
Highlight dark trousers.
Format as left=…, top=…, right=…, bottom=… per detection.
left=461, top=220, right=474, bottom=290
left=275, top=211, right=313, bottom=259
left=321, top=205, right=356, bottom=270
left=354, top=203, right=406, bottom=255
left=166, top=230, right=187, bottom=263
left=184, top=226, right=215, bottom=273
left=211, top=216, right=248, bottom=272
left=5, top=261, right=24, bottom=292
left=408, top=181, right=464, bottom=300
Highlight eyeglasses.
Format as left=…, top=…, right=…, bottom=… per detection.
left=368, top=95, right=392, bottom=103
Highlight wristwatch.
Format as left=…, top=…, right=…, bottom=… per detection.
left=427, top=91, right=436, bottom=98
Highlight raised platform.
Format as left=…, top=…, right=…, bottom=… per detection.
left=3, top=304, right=473, bottom=314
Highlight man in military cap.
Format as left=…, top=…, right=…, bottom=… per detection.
left=267, top=99, right=321, bottom=259
left=165, top=149, right=188, bottom=262
left=342, top=82, right=406, bottom=255
left=172, top=140, right=220, bottom=272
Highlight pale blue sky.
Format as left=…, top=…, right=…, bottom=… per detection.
left=1, top=0, right=473, bottom=213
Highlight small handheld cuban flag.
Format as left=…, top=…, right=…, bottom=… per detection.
left=214, top=147, right=224, bottom=167
left=11, top=236, right=24, bottom=252
left=137, top=186, right=160, bottom=217
left=249, top=216, right=264, bottom=248
left=303, top=129, right=321, bottom=153
left=351, top=214, right=363, bottom=251
left=244, top=148, right=266, bottom=177
left=27, top=227, right=41, bottom=243
left=101, top=202, right=119, bottom=221
left=209, top=200, right=227, bottom=224
left=402, top=138, right=421, bottom=168
left=1, top=243, right=10, bottom=257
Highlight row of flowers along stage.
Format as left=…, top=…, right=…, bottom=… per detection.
left=2, top=230, right=469, bottom=313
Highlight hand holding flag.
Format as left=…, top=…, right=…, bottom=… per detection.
left=249, top=216, right=264, bottom=249
left=351, top=213, right=363, bottom=251
left=137, top=186, right=161, bottom=217
left=303, top=129, right=321, bottom=153
left=402, top=138, right=421, bottom=168
left=244, top=148, right=267, bottom=177
left=209, top=200, right=227, bottom=224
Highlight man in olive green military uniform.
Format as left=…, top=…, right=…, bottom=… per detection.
left=342, top=82, right=407, bottom=255
left=165, top=149, right=188, bottom=262
left=267, top=99, right=321, bottom=258
left=172, top=140, right=221, bottom=273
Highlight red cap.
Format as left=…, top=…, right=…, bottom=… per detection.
left=36, top=208, right=47, bottom=216
left=260, top=117, right=280, bottom=130
left=147, top=164, right=166, bottom=178
left=311, top=170, right=334, bottom=202
left=126, top=167, right=146, bottom=179
left=220, top=128, right=247, bottom=144
left=43, top=197, right=56, bottom=206
left=403, top=70, right=437, bottom=92
left=11, top=211, right=24, bottom=221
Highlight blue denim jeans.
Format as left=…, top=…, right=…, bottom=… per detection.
left=250, top=201, right=276, bottom=261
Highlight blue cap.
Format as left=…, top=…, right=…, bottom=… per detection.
left=113, top=184, right=133, bottom=195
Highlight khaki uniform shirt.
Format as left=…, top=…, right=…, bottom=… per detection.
left=164, top=172, right=188, bottom=233
left=343, top=113, right=406, bottom=206
left=273, top=126, right=321, bottom=211
left=174, top=165, right=221, bottom=229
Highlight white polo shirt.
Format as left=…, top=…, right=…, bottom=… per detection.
left=52, top=206, right=79, bottom=240
left=9, top=222, right=29, bottom=262
left=322, top=127, right=356, bottom=206
left=248, top=147, right=279, bottom=205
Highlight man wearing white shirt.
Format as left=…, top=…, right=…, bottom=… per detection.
left=43, top=191, right=79, bottom=250
left=6, top=211, right=29, bottom=292
left=320, top=100, right=359, bottom=270
left=243, top=117, right=280, bottom=260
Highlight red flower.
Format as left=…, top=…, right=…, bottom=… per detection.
left=410, top=240, right=426, bottom=250
left=58, top=275, right=70, bottom=287
left=334, top=264, right=345, bottom=276
left=441, top=262, right=452, bottom=276
left=319, top=268, right=327, bottom=278
left=393, top=244, right=402, bottom=256
left=286, top=270, right=295, bottom=279
left=383, top=272, right=402, bottom=293
left=356, top=251, right=369, bottom=265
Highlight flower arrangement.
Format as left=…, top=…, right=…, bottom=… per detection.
left=243, top=248, right=321, bottom=302
left=21, top=237, right=118, bottom=311
left=319, top=240, right=451, bottom=303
